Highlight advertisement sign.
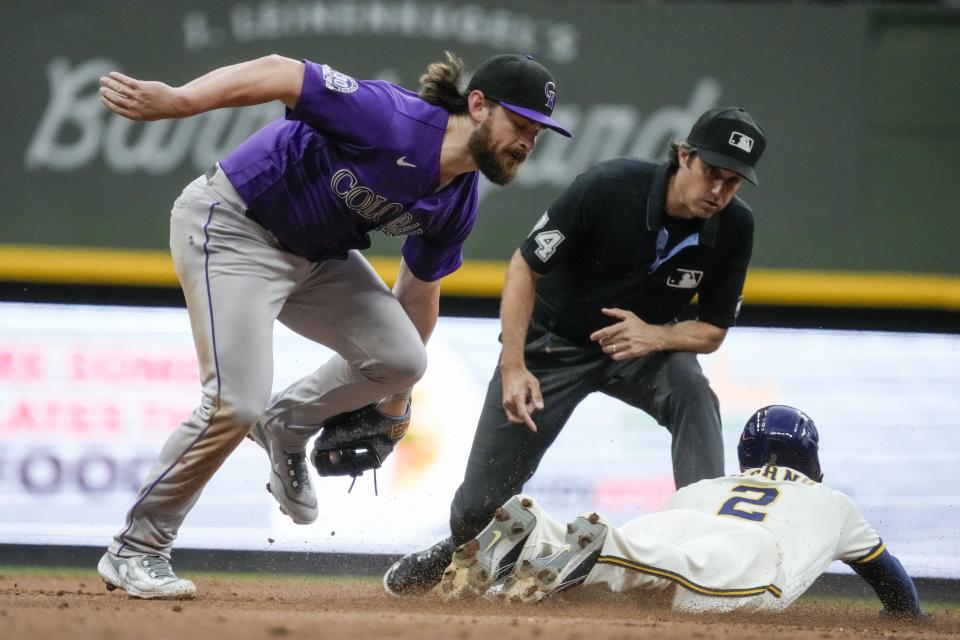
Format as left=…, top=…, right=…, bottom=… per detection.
left=1, top=302, right=958, bottom=578
left=6, top=1, right=889, bottom=273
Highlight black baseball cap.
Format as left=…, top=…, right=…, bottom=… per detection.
left=687, top=107, right=766, bottom=185
left=467, top=54, right=571, bottom=137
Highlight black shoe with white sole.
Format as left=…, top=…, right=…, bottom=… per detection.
left=383, top=537, right=456, bottom=596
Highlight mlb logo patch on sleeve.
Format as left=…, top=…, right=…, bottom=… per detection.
left=667, top=269, right=704, bottom=289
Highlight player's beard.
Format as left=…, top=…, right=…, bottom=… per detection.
left=467, top=118, right=524, bottom=186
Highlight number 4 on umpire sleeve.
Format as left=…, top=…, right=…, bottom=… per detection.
left=718, top=485, right=780, bottom=522
left=534, top=230, right=565, bottom=261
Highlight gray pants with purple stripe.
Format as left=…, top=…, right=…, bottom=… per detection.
left=109, top=168, right=425, bottom=558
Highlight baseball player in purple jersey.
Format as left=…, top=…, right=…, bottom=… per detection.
left=94, top=52, right=570, bottom=599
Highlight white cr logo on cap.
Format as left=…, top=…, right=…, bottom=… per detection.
left=544, top=82, right=556, bottom=110
left=728, top=131, right=754, bottom=153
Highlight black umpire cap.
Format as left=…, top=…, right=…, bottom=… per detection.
left=687, top=107, right=766, bottom=185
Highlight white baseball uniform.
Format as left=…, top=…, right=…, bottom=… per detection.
left=519, top=465, right=884, bottom=613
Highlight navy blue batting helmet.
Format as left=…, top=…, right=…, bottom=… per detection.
left=738, top=405, right=823, bottom=482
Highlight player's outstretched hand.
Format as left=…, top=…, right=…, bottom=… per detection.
left=500, top=364, right=543, bottom=432
left=99, top=72, right=184, bottom=121
left=590, top=308, right=666, bottom=360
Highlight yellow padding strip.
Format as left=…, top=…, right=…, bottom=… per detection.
left=0, top=245, right=178, bottom=287
left=743, top=270, right=960, bottom=310
left=597, top=555, right=782, bottom=598
left=0, top=244, right=507, bottom=293
left=1, top=244, right=958, bottom=310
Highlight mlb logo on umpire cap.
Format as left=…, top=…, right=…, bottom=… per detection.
left=729, top=131, right=754, bottom=153
left=687, top=107, right=767, bottom=185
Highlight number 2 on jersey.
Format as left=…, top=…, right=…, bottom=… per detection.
left=717, top=485, right=780, bottom=522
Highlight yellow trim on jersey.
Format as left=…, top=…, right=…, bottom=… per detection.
left=1, top=244, right=959, bottom=310
left=597, top=555, right=782, bottom=599
left=851, top=542, right=886, bottom=564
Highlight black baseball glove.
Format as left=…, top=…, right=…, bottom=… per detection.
left=311, top=403, right=410, bottom=479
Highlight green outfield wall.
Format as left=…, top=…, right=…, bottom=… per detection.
left=3, top=2, right=958, bottom=305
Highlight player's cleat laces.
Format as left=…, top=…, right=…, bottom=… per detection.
left=140, top=555, right=176, bottom=579
left=284, top=451, right=310, bottom=491
left=248, top=421, right=318, bottom=524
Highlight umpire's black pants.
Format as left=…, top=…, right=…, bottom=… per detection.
left=449, top=321, right=724, bottom=545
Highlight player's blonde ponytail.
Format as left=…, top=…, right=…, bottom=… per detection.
left=419, top=51, right=468, bottom=114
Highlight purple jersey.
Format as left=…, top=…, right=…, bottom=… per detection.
left=219, top=61, right=479, bottom=281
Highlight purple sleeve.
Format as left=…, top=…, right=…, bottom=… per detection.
left=401, top=188, right=480, bottom=282
left=287, top=61, right=394, bottom=147
left=401, top=237, right=465, bottom=282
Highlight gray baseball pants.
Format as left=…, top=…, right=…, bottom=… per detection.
left=109, top=167, right=425, bottom=558
left=449, top=320, right=724, bottom=545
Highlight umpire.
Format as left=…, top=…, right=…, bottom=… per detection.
left=385, top=106, right=767, bottom=595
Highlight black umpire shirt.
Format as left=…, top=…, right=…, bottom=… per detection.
left=519, top=158, right=754, bottom=346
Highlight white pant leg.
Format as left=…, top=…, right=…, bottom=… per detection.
left=584, top=509, right=786, bottom=613
left=260, top=251, right=427, bottom=451
left=110, top=169, right=308, bottom=557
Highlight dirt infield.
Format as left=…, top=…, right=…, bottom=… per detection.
left=2, top=572, right=956, bottom=640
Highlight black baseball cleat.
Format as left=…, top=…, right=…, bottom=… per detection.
left=383, top=537, right=456, bottom=596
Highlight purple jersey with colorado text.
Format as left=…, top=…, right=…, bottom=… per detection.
left=219, top=61, right=479, bottom=281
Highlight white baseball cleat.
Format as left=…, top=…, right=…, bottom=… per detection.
left=438, top=495, right=538, bottom=601
left=498, top=512, right=607, bottom=604
left=98, top=552, right=197, bottom=600
left=249, top=421, right=318, bottom=525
